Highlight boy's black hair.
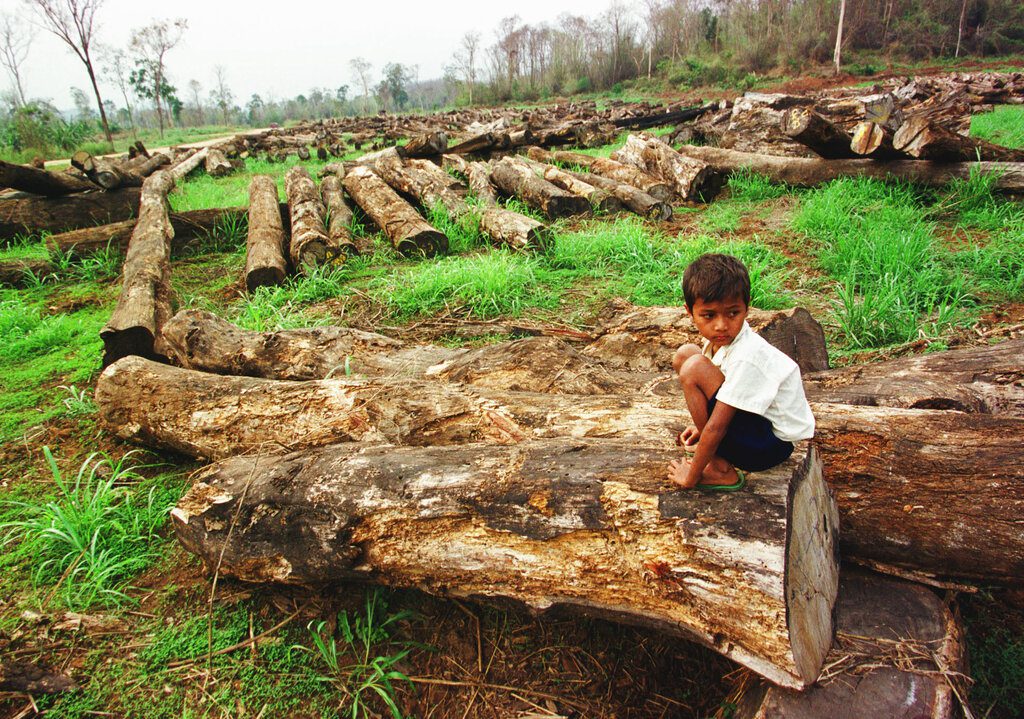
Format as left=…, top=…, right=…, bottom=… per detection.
left=682, top=253, right=751, bottom=309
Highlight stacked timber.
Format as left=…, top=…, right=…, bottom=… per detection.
left=611, top=133, right=723, bottom=202
left=489, top=157, right=591, bottom=220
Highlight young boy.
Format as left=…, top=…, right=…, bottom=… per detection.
left=666, top=253, right=814, bottom=491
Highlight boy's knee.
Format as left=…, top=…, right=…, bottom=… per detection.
left=677, top=353, right=710, bottom=386
left=672, top=344, right=702, bottom=374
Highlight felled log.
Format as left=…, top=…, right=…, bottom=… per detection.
left=400, top=131, right=447, bottom=158
left=126, top=151, right=171, bottom=178
left=490, top=159, right=590, bottom=220
left=527, top=147, right=673, bottom=202
left=319, top=175, right=362, bottom=256
left=446, top=130, right=497, bottom=155
left=0, top=159, right=96, bottom=196
left=893, top=115, right=1024, bottom=162
left=343, top=165, right=448, bottom=257
left=536, top=162, right=624, bottom=213
left=99, top=171, right=176, bottom=368
left=731, top=569, right=965, bottom=719
left=805, top=338, right=1024, bottom=416
left=99, top=356, right=1024, bottom=583
left=781, top=108, right=855, bottom=159
left=585, top=303, right=830, bottom=374
left=565, top=168, right=672, bottom=221
left=172, top=438, right=837, bottom=690
left=442, top=153, right=498, bottom=205
left=0, top=187, right=142, bottom=241
left=168, top=148, right=209, bottom=181
left=45, top=207, right=248, bottom=258
left=71, top=151, right=143, bottom=190
left=374, top=149, right=468, bottom=217
left=284, top=165, right=331, bottom=270
left=611, top=133, right=723, bottom=202
left=0, top=258, right=53, bottom=287
left=672, top=144, right=1024, bottom=192
left=849, top=121, right=903, bottom=159
left=204, top=148, right=234, bottom=177
left=159, top=309, right=613, bottom=390
left=244, top=175, right=287, bottom=292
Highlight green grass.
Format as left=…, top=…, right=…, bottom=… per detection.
left=726, top=168, right=789, bottom=202
left=169, top=156, right=337, bottom=212
left=971, top=106, right=1024, bottom=149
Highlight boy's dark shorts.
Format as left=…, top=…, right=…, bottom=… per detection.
left=708, top=391, right=794, bottom=472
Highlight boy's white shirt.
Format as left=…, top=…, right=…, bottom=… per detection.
left=701, top=321, right=815, bottom=442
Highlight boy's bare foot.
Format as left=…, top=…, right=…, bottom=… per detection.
left=667, top=456, right=742, bottom=489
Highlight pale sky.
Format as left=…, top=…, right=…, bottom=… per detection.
left=3, top=0, right=613, bottom=111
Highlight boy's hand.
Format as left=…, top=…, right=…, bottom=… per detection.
left=676, top=425, right=700, bottom=448
left=667, top=458, right=697, bottom=489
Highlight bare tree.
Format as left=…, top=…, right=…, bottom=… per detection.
left=99, top=45, right=135, bottom=138
left=211, top=66, right=232, bottom=125
left=955, top=0, right=969, bottom=57
left=0, top=12, right=33, bottom=106
left=130, top=17, right=187, bottom=136
left=451, top=31, right=480, bottom=105
left=350, top=56, right=372, bottom=114
left=833, top=0, right=847, bottom=74
left=25, top=0, right=113, bottom=143
left=188, top=79, right=204, bottom=126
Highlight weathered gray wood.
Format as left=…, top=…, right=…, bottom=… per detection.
left=284, top=166, right=331, bottom=270
left=71, top=151, right=143, bottom=190
left=399, top=131, right=448, bottom=157
left=442, top=153, right=498, bottom=205
left=0, top=159, right=96, bottom=196
left=781, top=108, right=855, bottom=159
left=244, top=175, right=287, bottom=292
left=169, top=148, right=209, bottom=182
left=563, top=167, right=672, bottom=221
left=172, top=438, right=837, bottom=690
left=611, top=133, right=724, bottom=202
left=319, top=175, right=362, bottom=256
left=528, top=146, right=673, bottom=201
left=893, top=114, right=1024, bottom=162
left=204, top=148, right=234, bottom=177
left=0, top=188, right=141, bottom=240
left=490, top=159, right=591, bottom=220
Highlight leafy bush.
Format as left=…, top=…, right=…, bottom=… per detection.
left=0, top=102, right=94, bottom=155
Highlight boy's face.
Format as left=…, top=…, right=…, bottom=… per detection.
left=687, top=295, right=749, bottom=352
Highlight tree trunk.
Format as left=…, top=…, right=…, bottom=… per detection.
left=611, top=133, right=724, bottom=202
left=125, top=151, right=171, bottom=178
left=478, top=207, right=550, bottom=251
left=529, top=147, right=673, bottom=202
left=0, top=159, right=96, bottom=196
left=204, top=148, right=234, bottom=177
left=537, top=162, right=624, bottom=213
left=490, top=159, right=591, bottom=220
left=99, top=172, right=176, bottom=368
left=442, top=153, right=497, bottom=205
left=849, top=121, right=903, bottom=159
left=447, top=130, right=497, bottom=155
left=373, top=150, right=469, bottom=217
left=171, top=438, right=838, bottom=690
left=565, top=168, right=672, bottom=221
left=245, top=175, right=287, bottom=292
left=893, top=115, right=1024, bottom=162
left=0, top=258, right=53, bottom=287
left=319, top=175, right=363, bottom=255
left=400, top=131, right=448, bottom=157
left=0, top=188, right=142, bottom=240
left=97, top=355, right=1024, bottom=583
left=672, top=144, right=1024, bottom=192
left=45, top=207, right=248, bottom=258
left=71, top=152, right=143, bottom=191
left=284, top=165, right=331, bottom=270
left=169, top=148, right=209, bottom=182
left=343, top=165, right=448, bottom=256
left=833, top=0, right=846, bottom=74
left=732, top=569, right=964, bottom=719
left=781, top=108, right=855, bottom=159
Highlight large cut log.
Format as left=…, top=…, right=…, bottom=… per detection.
left=71, top=151, right=143, bottom=190
left=399, top=131, right=447, bottom=158
left=564, top=167, right=672, bottom=221
left=849, top=121, right=903, bottom=160
left=159, top=309, right=618, bottom=391
left=0, top=159, right=96, bottom=196
left=172, top=439, right=838, bottom=690
left=343, top=165, right=448, bottom=257
left=374, top=149, right=468, bottom=217
left=536, top=162, right=624, bottom=213
left=244, top=175, right=287, bottom=292
left=586, top=303, right=830, bottom=374
left=478, top=206, right=550, bottom=251
left=893, top=115, right=1024, bottom=162
left=732, top=569, right=965, bottom=719
left=99, top=172, right=176, bottom=368
left=319, top=175, right=363, bottom=255
left=45, top=207, right=248, bottom=258
left=490, top=159, right=590, bottom=220
left=204, top=147, right=234, bottom=177
left=672, top=144, right=1024, bottom=192
left=528, top=146, right=673, bottom=201
left=98, top=356, right=1024, bottom=583
left=442, top=153, right=498, bottom=205
left=168, top=148, right=209, bottom=181
left=125, top=151, right=171, bottom=178
left=611, top=133, right=724, bottom=202
left=781, top=108, right=855, bottom=159
left=284, top=165, right=331, bottom=269
left=0, top=258, right=53, bottom=287
left=0, top=188, right=141, bottom=240
left=805, top=338, right=1024, bottom=416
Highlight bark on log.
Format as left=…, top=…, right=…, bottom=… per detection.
left=0, top=187, right=142, bottom=241
left=71, top=151, right=143, bottom=190
left=400, top=131, right=448, bottom=158
left=284, top=165, right=331, bottom=270
left=172, top=438, right=838, bottom=690
left=490, top=159, right=591, bottom=220
left=343, top=165, right=448, bottom=257
left=169, top=148, right=209, bottom=182
left=781, top=108, right=856, bottom=159
left=538, top=163, right=624, bottom=213
left=374, top=150, right=468, bottom=217
left=99, top=172, right=176, bottom=367
left=442, top=154, right=498, bottom=205
left=733, top=569, right=965, bottom=719
left=849, top=121, right=903, bottom=160
left=478, top=206, right=550, bottom=251
left=893, top=115, right=1024, bottom=162
left=611, top=133, right=724, bottom=202
left=528, top=147, right=673, bottom=202
left=98, top=356, right=1024, bottom=583
left=126, top=151, right=171, bottom=178
left=245, top=175, right=287, bottom=292
left=565, top=168, right=672, bottom=221
left=0, top=258, right=53, bottom=287
left=672, top=144, right=1024, bottom=192
left=319, top=175, right=363, bottom=255
left=44, top=207, right=248, bottom=258
left=0, top=159, right=96, bottom=196
left=204, top=148, right=234, bottom=177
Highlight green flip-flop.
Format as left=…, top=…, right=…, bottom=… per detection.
left=697, top=469, right=746, bottom=493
